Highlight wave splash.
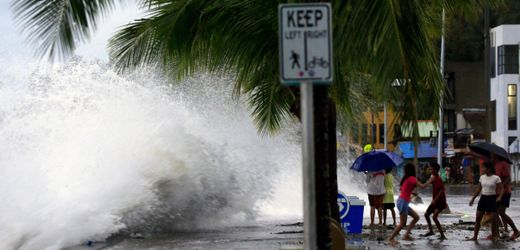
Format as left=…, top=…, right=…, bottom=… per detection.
left=0, top=59, right=302, bottom=249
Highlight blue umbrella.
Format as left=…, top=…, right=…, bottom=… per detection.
left=351, top=151, right=404, bottom=172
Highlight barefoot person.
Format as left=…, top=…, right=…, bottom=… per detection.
left=366, top=169, right=386, bottom=226
left=387, top=163, right=428, bottom=244
left=467, top=161, right=503, bottom=241
left=383, top=168, right=396, bottom=227
left=421, top=162, right=447, bottom=240
left=491, top=153, right=520, bottom=240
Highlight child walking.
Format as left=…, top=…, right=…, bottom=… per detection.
left=387, top=163, right=428, bottom=245
left=383, top=168, right=396, bottom=227
left=467, top=160, right=503, bottom=241
left=421, top=162, right=447, bottom=240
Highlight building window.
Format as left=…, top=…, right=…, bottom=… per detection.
left=491, top=46, right=496, bottom=78
left=490, top=100, right=496, bottom=132
left=508, top=84, right=517, bottom=130
left=498, top=45, right=519, bottom=75
left=393, top=124, right=402, bottom=141
left=379, top=124, right=385, bottom=144
left=509, top=136, right=517, bottom=146
left=445, top=72, right=455, bottom=104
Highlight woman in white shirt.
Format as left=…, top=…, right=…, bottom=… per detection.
left=467, top=161, right=504, bottom=241
left=366, top=169, right=386, bottom=226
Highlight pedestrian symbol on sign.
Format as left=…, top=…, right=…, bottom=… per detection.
left=290, top=50, right=300, bottom=69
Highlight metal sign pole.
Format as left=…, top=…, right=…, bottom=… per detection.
left=278, top=4, right=331, bottom=249
left=301, top=80, right=316, bottom=250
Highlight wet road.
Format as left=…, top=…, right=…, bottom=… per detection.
left=68, top=185, right=520, bottom=249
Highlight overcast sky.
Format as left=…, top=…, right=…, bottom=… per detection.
left=0, top=1, right=142, bottom=62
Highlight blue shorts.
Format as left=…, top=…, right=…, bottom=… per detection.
left=396, top=198, right=410, bottom=215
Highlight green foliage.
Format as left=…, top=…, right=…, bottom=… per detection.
left=333, top=0, right=444, bottom=143
left=444, top=0, right=520, bottom=62
left=12, top=0, right=118, bottom=60
left=445, top=14, right=485, bottom=62
left=11, top=0, right=492, bottom=138
left=108, top=0, right=295, bottom=134
left=492, top=0, right=520, bottom=26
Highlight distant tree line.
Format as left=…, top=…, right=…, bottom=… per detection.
left=446, top=0, right=520, bottom=62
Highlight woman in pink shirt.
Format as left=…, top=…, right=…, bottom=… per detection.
left=388, top=163, right=429, bottom=244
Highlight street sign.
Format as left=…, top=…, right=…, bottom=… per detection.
left=279, top=3, right=332, bottom=84
left=279, top=4, right=333, bottom=249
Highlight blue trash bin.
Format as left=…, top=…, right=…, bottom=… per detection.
left=344, top=198, right=365, bottom=233
left=337, top=191, right=365, bottom=234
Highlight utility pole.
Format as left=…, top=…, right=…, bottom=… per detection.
left=384, top=102, right=387, bottom=151
left=437, top=9, right=445, bottom=167
left=371, top=112, right=376, bottom=146
left=484, top=3, right=491, bottom=142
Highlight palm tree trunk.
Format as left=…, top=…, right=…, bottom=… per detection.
left=313, top=85, right=339, bottom=249
left=326, top=94, right=340, bottom=222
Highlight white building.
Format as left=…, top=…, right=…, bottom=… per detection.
left=490, top=25, right=520, bottom=150
left=490, top=25, right=520, bottom=182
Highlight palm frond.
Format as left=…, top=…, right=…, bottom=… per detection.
left=11, top=0, right=117, bottom=60
left=334, top=0, right=444, bottom=143
left=248, top=77, right=295, bottom=135
left=108, top=0, right=492, bottom=135
left=109, top=17, right=161, bottom=70
left=14, top=0, right=498, bottom=135
left=109, top=0, right=290, bottom=133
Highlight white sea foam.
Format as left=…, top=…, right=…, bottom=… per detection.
left=0, top=58, right=310, bottom=249
left=0, top=55, right=369, bottom=249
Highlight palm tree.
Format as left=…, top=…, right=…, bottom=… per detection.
left=12, top=0, right=496, bottom=248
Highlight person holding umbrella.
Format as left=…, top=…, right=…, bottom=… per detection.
left=366, top=167, right=386, bottom=227
left=365, top=141, right=385, bottom=227
left=351, top=148, right=404, bottom=228
left=491, top=153, right=520, bottom=240
left=469, top=141, right=520, bottom=240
